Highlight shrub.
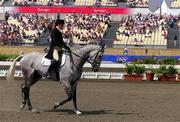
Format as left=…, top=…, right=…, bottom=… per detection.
left=125, top=63, right=145, bottom=75
left=143, top=58, right=157, bottom=64
left=0, top=54, right=18, bottom=61
left=159, top=58, right=177, bottom=65
left=157, top=65, right=177, bottom=76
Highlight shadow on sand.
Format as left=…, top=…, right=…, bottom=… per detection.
left=45, top=109, right=140, bottom=116
left=45, top=109, right=113, bottom=115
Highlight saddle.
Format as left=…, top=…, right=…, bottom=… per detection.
left=41, top=52, right=66, bottom=67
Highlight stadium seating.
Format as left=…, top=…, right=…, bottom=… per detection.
left=74, top=0, right=116, bottom=7
left=7, top=19, right=35, bottom=44
left=114, top=14, right=167, bottom=46
left=171, top=0, right=180, bottom=8
left=11, top=0, right=64, bottom=6
left=1, top=12, right=110, bottom=45
left=127, top=0, right=148, bottom=7
left=3, top=12, right=55, bottom=45
left=64, top=14, right=110, bottom=44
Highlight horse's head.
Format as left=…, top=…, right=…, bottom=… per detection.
left=88, top=45, right=105, bottom=72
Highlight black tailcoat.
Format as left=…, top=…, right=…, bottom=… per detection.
left=45, top=27, right=69, bottom=59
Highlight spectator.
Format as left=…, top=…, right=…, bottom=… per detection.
left=145, top=48, right=147, bottom=55
left=174, top=34, right=177, bottom=40
left=5, top=11, right=9, bottom=21
left=123, top=48, right=128, bottom=56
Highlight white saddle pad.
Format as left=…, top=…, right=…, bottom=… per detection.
left=41, top=54, right=66, bottom=66
left=41, top=57, right=51, bottom=66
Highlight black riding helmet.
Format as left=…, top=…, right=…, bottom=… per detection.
left=55, top=19, right=64, bottom=26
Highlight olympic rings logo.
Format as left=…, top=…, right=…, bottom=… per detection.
left=116, top=56, right=128, bottom=63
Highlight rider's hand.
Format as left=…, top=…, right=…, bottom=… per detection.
left=66, top=47, right=71, bottom=52
left=68, top=48, right=71, bottom=53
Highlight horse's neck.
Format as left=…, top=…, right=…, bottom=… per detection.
left=76, top=45, right=99, bottom=57
left=73, top=45, right=99, bottom=68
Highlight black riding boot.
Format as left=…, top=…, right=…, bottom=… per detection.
left=54, top=59, right=61, bottom=81
left=46, top=60, right=58, bottom=81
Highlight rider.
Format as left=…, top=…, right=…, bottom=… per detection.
left=45, top=19, right=71, bottom=81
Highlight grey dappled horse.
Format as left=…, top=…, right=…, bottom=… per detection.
left=6, top=44, right=105, bottom=114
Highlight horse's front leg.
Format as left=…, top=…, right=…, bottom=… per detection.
left=53, top=82, right=73, bottom=109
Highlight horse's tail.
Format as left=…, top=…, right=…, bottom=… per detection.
left=6, top=55, right=24, bottom=82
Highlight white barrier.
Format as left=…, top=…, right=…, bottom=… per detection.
left=82, top=72, right=124, bottom=79
left=0, top=70, right=124, bottom=79
left=2, top=61, right=180, bottom=69
left=0, top=70, right=23, bottom=77
left=1, top=62, right=180, bottom=80
left=0, top=61, right=123, bottom=68
left=0, top=70, right=7, bottom=77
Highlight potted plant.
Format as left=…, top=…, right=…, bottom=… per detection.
left=124, top=63, right=145, bottom=81
left=145, top=66, right=156, bottom=81
left=157, top=65, right=177, bottom=82
left=143, top=57, right=157, bottom=64
left=159, top=58, right=177, bottom=65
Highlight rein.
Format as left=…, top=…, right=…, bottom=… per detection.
left=69, top=45, right=105, bottom=65
left=70, top=50, right=98, bottom=65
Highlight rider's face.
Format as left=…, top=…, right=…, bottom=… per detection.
left=58, top=24, right=64, bottom=30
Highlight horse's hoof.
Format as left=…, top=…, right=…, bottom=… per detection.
left=53, top=103, right=59, bottom=109
left=75, top=110, right=82, bottom=115
left=19, top=104, right=25, bottom=111
left=31, top=109, right=40, bottom=113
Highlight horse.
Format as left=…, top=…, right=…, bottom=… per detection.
left=6, top=44, right=105, bottom=114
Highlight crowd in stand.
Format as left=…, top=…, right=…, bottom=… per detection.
left=0, top=12, right=110, bottom=45
left=115, top=13, right=180, bottom=46
left=117, top=13, right=180, bottom=39
left=1, top=11, right=180, bottom=46
left=118, top=13, right=167, bottom=39
left=64, top=13, right=110, bottom=44
left=0, top=21, right=22, bottom=45
left=0, top=11, right=54, bottom=45
left=166, top=14, right=180, bottom=28
left=127, top=0, right=148, bottom=7
left=0, top=0, right=117, bottom=6
left=94, top=0, right=117, bottom=7
left=11, top=0, right=64, bottom=6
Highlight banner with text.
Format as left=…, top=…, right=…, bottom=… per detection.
left=15, top=7, right=129, bottom=14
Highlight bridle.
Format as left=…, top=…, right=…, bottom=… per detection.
left=70, top=45, right=105, bottom=66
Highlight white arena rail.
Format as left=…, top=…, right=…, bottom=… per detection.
left=82, top=72, right=124, bottom=79
left=0, top=70, right=124, bottom=79
left=0, top=61, right=124, bottom=68
left=0, top=61, right=180, bottom=80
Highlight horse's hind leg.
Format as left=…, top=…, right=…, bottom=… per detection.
left=20, top=70, right=42, bottom=112
left=19, top=82, right=28, bottom=110
left=20, top=83, right=33, bottom=111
